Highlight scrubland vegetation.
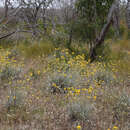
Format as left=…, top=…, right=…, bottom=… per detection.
left=0, top=33, right=130, bottom=130
left=0, top=0, right=130, bottom=130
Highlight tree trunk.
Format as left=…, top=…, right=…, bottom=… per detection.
left=67, top=27, right=73, bottom=51
left=4, top=0, right=9, bottom=18
left=126, top=0, right=130, bottom=29
left=89, top=0, right=118, bottom=62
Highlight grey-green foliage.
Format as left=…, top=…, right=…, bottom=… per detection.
left=67, top=99, right=94, bottom=121
left=6, top=89, right=24, bottom=111
left=95, top=70, right=114, bottom=84
left=29, top=68, right=40, bottom=80
left=113, top=93, right=130, bottom=120
left=85, top=66, right=116, bottom=87
left=46, top=71, right=81, bottom=93
left=7, top=49, right=19, bottom=59
left=0, top=66, right=21, bottom=81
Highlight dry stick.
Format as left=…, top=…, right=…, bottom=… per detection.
left=0, top=31, right=16, bottom=40
left=0, top=30, right=34, bottom=40
left=90, top=0, right=118, bottom=62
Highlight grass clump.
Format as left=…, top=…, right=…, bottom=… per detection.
left=7, top=49, right=19, bottom=59
left=94, top=69, right=116, bottom=86
left=6, top=89, right=24, bottom=112
left=0, top=39, right=129, bottom=129
left=0, top=66, right=21, bottom=81
left=18, top=40, right=55, bottom=58
left=29, top=68, right=41, bottom=80
left=46, top=71, right=81, bottom=93
left=113, top=93, right=130, bottom=121
left=67, top=98, right=94, bottom=121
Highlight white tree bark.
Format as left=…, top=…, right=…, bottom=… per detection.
left=90, top=0, right=119, bottom=62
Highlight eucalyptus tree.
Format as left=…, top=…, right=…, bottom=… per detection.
left=53, top=0, right=77, bottom=48
left=75, top=0, right=114, bottom=43
left=75, top=0, right=120, bottom=61
left=18, top=0, right=54, bottom=37
left=0, top=0, right=22, bottom=40
left=0, top=0, right=55, bottom=40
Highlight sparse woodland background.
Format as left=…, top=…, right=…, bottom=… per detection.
left=0, top=0, right=130, bottom=130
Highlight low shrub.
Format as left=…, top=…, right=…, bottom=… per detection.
left=102, top=89, right=130, bottom=123
left=29, top=68, right=41, bottom=80
left=7, top=49, right=19, bottom=59
left=6, top=89, right=24, bottom=112
left=94, top=69, right=115, bottom=86
left=113, top=93, right=130, bottom=121
left=0, top=66, right=21, bottom=81
left=46, top=71, right=81, bottom=93
left=67, top=98, right=94, bottom=121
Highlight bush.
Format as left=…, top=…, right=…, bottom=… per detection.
left=7, top=49, right=19, bottom=59
left=46, top=71, right=81, bottom=93
left=95, top=43, right=112, bottom=62
left=67, top=98, right=94, bottom=121
left=102, top=89, right=130, bottom=123
left=29, top=68, right=41, bottom=80
left=113, top=93, right=130, bottom=121
left=0, top=66, right=21, bottom=81
left=6, top=89, right=24, bottom=112
left=51, top=32, right=68, bottom=47
left=94, top=69, right=115, bottom=86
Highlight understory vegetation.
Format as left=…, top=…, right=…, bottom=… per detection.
left=0, top=36, right=130, bottom=130
left=0, top=0, right=130, bottom=129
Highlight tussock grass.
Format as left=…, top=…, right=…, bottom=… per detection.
left=18, top=39, right=55, bottom=58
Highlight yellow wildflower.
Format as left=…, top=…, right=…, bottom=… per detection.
left=77, top=125, right=81, bottom=130
left=37, top=70, right=40, bottom=75
left=30, top=72, right=33, bottom=76
left=13, top=96, right=16, bottom=99
left=113, top=126, right=118, bottom=129
left=93, top=96, right=97, bottom=100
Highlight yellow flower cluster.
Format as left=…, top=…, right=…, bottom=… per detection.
left=45, top=48, right=119, bottom=101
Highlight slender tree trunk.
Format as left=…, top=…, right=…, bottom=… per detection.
left=89, top=0, right=118, bottom=62
left=4, top=0, right=8, bottom=18
left=67, top=27, right=73, bottom=51
left=126, top=0, right=130, bottom=29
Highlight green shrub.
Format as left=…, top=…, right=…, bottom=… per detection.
left=95, top=43, right=112, bottom=62
left=51, top=31, right=68, bottom=47
left=119, top=24, right=126, bottom=37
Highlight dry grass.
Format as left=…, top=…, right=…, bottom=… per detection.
left=0, top=38, right=130, bottom=130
